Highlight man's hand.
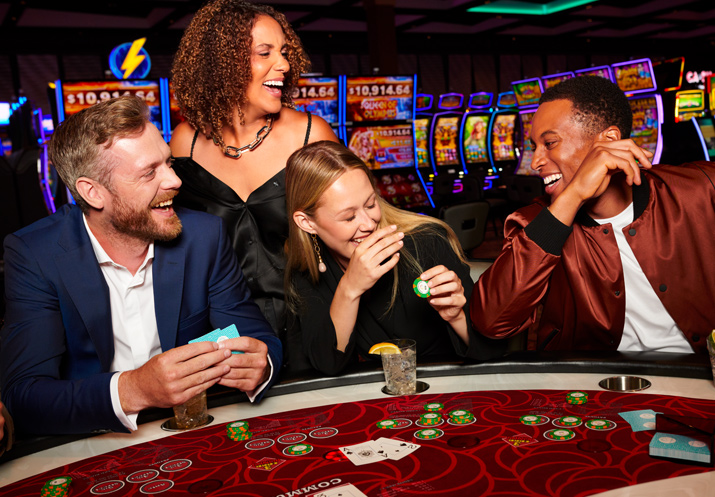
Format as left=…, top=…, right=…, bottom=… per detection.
left=119, top=341, right=231, bottom=413
left=216, top=337, right=271, bottom=393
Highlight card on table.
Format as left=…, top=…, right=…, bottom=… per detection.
left=374, top=437, right=420, bottom=461
left=649, top=432, right=712, bottom=464
left=189, top=324, right=243, bottom=354
left=619, top=409, right=658, bottom=432
left=339, top=441, right=389, bottom=466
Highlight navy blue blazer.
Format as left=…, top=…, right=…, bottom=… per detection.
left=1, top=205, right=282, bottom=435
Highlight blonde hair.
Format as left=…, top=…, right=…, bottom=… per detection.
left=284, top=140, right=467, bottom=313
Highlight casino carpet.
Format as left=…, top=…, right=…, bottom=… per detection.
left=6, top=389, right=715, bottom=497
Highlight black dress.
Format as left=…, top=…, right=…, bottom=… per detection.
left=293, top=226, right=507, bottom=375
left=172, top=114, right=312, bottom=370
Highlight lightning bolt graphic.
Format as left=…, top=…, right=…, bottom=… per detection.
left=121, top=38, right=146, bottom=79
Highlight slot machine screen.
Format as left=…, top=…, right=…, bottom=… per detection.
left=0, top=102, right=9, bottom=125
left=675, top=90, right=705, bottom=123
left=468, top=92, right=492, bottom=108
left=512, top=79, right=543, bottom=108
left=292, top=77, right=339, bottom=125
left=629, top=96, right=660, bottom=156
left=542, top=72, right=574, bottom=90
left=696, top=119, right=715, bottom=159
left=438, top=93, right=463, bottom=110
left=373, top=170, right=431, bottom=210
left=345, top=123, right=415, bottom=170
left=491, top=113, right=517, bottom=161
left=462, top=114, right=490, bottom=164
left=60, top=80, right=163, bottom=131
left=414, top=116, right=431, bottom=168
left=345, top=75, right=414, bottom=122
left=612, top=59, right=657, bottom=95
left=497, top=92, right=517, bottom=108
left=416, top=94, right=433, bottom=111
left=575, top=66, right=614, bottom=82
left=514, top=110, right=537, bottom=175
left=432, top=116, right=460, bottom=167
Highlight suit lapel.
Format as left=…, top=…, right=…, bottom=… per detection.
left=56, top=209, right=114, bottom=371
left=153, top=243, right=185, bottom=351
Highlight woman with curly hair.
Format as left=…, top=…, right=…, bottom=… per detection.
left=285, top=141, right=506, bottom=375
left=170, top=0, right=337, bottom=372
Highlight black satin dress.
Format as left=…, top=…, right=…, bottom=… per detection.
left=171, top=114, right=312, bottom=370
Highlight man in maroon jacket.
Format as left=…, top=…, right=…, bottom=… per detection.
left=471, top=75, right=715, bottom=354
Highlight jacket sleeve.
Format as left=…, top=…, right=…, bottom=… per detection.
left=470, top=204, right=572, bottom=339
left=0, top=234, right=123, bottom=435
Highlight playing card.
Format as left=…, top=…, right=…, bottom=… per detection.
left=375, top=437, right=420, bottom=460
left=619, top=410, right=658, bottom=432
left=189, top=324, right=243, bottom=353
left=339, top=441, right=388, bottom=466
left=308, top=483, right=369, bottom=497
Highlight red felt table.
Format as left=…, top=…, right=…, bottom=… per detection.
left=3, top=388, right=714, bottom=496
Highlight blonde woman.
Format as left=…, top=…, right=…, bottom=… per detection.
left=285, top=141, right=505, bottom=375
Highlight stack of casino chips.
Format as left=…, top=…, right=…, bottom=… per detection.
left=227, top=420, right=252, bottom=441
left=448, top=409, right=474, bottom=424
left=285, top=443, right=313, bottom=455
left=423, top=402, right=444, bottom=412
left=419, top=412, right=441, bottom=426
left=41, top=477, right=72, bottom=497
left=566, top=391, right=588, bottom=405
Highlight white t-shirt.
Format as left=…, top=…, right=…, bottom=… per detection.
left=594, top=203, right=694, bottom=353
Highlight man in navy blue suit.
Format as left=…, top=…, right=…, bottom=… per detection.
left=0, top=96, right=282, bottom=436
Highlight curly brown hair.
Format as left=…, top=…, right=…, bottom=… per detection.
left=171, top=0, right=311, bottom=150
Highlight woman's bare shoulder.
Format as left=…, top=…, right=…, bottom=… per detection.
left=169, top=122, right=199, bottom=157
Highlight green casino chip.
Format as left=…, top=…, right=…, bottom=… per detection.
left=556, top=416, right=582, bottom=427
left=424, top=402, right=444, bottom=412
left=419, top=413, right=441, bottom=425
left=566, top=391, right=588, bottom=404
left=585, top=419, right=617, bottom=431
left=544, top=428, right=575, bottom=441
left=414, top=428, right=444, bottom=440
left=228, top=430, right=253, bottom=441
left=413, top=278, right=431, bottom=298
left=227, top=420, right=249, bottom=433
left=41, top=477, right=72, bottom=497
left=376, top=419, right=398, bottom=429
left=520, top=415, right=548, bottom=426
left=285, top=443, right=313, bottom=455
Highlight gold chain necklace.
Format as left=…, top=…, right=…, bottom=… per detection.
left=219, top=116, right=274, bottom=159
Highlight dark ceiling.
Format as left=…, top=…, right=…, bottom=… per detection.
left=1, top=0, right=715, bottom=59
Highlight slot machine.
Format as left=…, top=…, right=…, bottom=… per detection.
left=541, top=71, right=575, bottom=91
left=343, top=75, right=433, bottom=212
left=611, top=58, right=664, bottom=163
left=430, top=93, right=466, bottom=177
left=574, top=65, right=614, bottom=82
left=488, top=84, right=532, bottom=182
left=414, top=93, right=435, bottom=179
left=460, top=92, right=493, bottom=177
left=292, top=75, right=342, bottom=140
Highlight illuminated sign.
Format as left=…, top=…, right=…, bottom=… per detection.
left=109, top=38, right=152, bottom=80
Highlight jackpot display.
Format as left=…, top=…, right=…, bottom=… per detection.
left=612, top=59, right=657, bottom=95
left=512, top=79, right=543, bottom=108
left=345, top=76, right=414, bottom=122
left=542, top=72, right=574, bottom=90
left=292, top=76, right=340, bottom=126
left=345, top=124, right=415, bottom=170
left=56, top=80, right=164, bottom=132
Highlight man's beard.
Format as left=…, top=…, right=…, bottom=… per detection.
left=110, top=193, right=182, bottom=242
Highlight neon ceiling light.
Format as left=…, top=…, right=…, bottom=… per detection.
left=468, top=0, right=598, bottom=15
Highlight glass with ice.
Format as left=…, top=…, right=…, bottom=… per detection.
left=378, top=339, right=417, bottom=395
left=172, top=390, right=209, bottom=429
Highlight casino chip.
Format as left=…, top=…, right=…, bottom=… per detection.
left=519, top=415, right=549, bottom=426
left=418, top=413, right=442, bottom=426
left=376, top=419, right=398, bottom=429
left=585, top=419, right=617, bottom=431
left=447, top=409, right=475, bottom=425
left=41, top=476, right=72, bottom=497
left=227, top=421, right=252, bottom=441
left=228, top=430, right=252, bottom=442
left=413, top=278, right=431, bottom=298
left=544, top=429, right=576, bottom=441
left=554, top=416, right=582, bottom=427
left=284, top=443, right=313, bottom=456
left=414, top=428, right=444, bottom=440
left=424, top=402, right=444, bottom=412
left=566, top=391, right=588, bottom=405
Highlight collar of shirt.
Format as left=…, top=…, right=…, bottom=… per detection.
left=82, top=213, right=155, bottom=271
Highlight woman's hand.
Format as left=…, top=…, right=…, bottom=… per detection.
left=419, top=265, right=466, bottom=324
left=340, top=225, right=404, bottom=299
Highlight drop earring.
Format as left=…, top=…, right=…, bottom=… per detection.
left=312, top=234, right=327, bottom=273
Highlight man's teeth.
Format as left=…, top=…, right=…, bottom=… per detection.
left=154, top=199, right=173, bottom=208
left=264, top=81, right=283, bottom=87
left=543, top=174, right=562, bottom=186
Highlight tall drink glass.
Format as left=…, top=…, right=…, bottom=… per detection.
left=380, top=339, right=417, bottom=395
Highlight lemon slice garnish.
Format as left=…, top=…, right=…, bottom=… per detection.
left=368, top=342, right=401, bottom=355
